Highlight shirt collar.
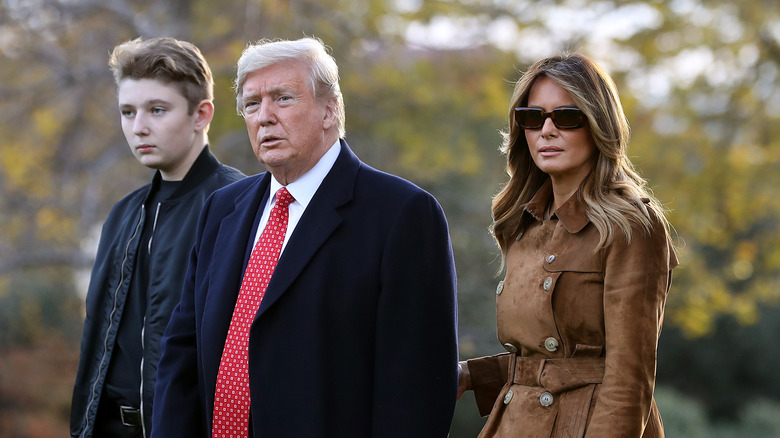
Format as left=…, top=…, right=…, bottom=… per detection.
left=524, top=179, right=590, bottom=233
left=269, top=139, right=341, bottom=208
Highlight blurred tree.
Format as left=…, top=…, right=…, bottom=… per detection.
left=618, top=0, right=780, bottom=339
left=658, top=306, right=780, bottom=420
left=655, top=385, right=780, bottom=437
left=1, top=0, right=779, bottom=435
left=654, top=386, right=711, bottom=437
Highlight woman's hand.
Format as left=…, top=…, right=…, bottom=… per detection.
left=457, top=360, right=472, bottom=400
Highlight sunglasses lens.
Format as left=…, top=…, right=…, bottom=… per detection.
left=553, top=109, right=584, bottom=129
left=515, top=109, right=544, bottom=129
left=515, top=107, right=585, bottom=129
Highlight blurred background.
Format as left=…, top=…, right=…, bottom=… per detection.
left=1, top=0, right=779, bottom=436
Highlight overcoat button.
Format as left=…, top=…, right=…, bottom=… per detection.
left=504, top=389, right=514, bottom=404
left=503, top=343, right=518, bottom=353
left=496, top=280, right=504, bottom=295
left=543, top=277, right=553, bottom=291
left=546, top=255, right=556, bottom=263
left=539, top=391, right=554, bottom=407
left=544, top=337, right=559, bottom=352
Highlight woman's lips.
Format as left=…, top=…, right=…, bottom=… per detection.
left=539, top=146, right=562, bottom=157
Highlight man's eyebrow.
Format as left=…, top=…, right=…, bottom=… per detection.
left=267, top=84, right=296, bottom=95
left=243, top=84, right=298, bottom=101
left=241, top=91, right=261, bottom=102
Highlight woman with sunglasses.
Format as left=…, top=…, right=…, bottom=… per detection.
left=457, top=53, right=678, bottom=437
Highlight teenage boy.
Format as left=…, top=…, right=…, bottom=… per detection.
left=70, top=37, right=245, bottom=438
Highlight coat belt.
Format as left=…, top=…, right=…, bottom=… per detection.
left=508, top=355, right=605, bottom=438
left=509, top=355, right=605, bottom=392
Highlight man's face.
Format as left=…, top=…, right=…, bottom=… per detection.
left=240, top=60, right=336, bottom=185
left=118, top=78, right=203, bottom=180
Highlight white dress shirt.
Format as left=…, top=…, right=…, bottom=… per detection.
left=251, top=140, right=341, bottom=252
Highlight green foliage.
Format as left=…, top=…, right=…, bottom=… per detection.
left=616, top=0, right=780, bottom=338
left=654, top=386, right=711, bottom=437
left=0, top=269, right=83, bottom=348
left=658, top=306, right=780, bottom=420
left=656, top=386, right=780, bottom=438
left=343, top=46, right=515, bottom=182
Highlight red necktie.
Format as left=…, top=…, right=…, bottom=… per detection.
left=212, top=187, right=294, bottom=437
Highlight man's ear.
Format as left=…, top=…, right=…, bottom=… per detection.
left=194, top=99, right=215, bottom=131
left=322, top=97, right=338, bottom=131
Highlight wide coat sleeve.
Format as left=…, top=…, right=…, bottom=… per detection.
left=371, top=190, right=459, bottom=437
left=466, top=353, right=512, bottom=417
left=584, top=216, right=676, bottom=437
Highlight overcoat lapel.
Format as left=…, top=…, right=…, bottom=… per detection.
left=210, top=173, right=272, bottom=296
left=255, top=141, right=360, bottom=318
left=203, top=172, right=271, bottom=369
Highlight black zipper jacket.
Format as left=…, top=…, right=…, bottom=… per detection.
left=70, top=147, right=245, bottom=438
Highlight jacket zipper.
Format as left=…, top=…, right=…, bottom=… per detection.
left=147, top=203, right=161, bottom=254
left=139, top=316, right=147, bottom=438
left=81, top=206, right=144, bottom=437
left=139, top=203, right=160, bottom=438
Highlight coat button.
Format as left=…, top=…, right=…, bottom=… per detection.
left=504, top=389, right=515, bottom=405
left=504, top=389, right=514, bottom=405
left=496, top=280, right=504, bottom=295
left=544, top=337, right=559, bottom=352
left=539, top=391, right=554, bottom=406
left=546, top=254, right=556, bottom=263
left=503, top=343, right=518, bottom=353
left=543, top=277, right=553, bottom=291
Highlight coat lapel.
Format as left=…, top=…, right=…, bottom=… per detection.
left=203, top=173, right=271, bottom=370
left=255, top=141, right=360, bottom=317
left=211, top=173, right=272, bottom=289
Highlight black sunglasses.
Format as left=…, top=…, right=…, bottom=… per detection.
left=514, top=107, right=587, bottom=130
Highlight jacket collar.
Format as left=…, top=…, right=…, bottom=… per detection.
left=150, top=145, right=220, bottom=200
left=524, top=179, right=590, bottom=234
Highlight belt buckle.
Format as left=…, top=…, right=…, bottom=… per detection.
left=119, top=405, right=142, bottom=427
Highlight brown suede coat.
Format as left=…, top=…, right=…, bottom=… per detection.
left=469, top=182, right=677, bottom=438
